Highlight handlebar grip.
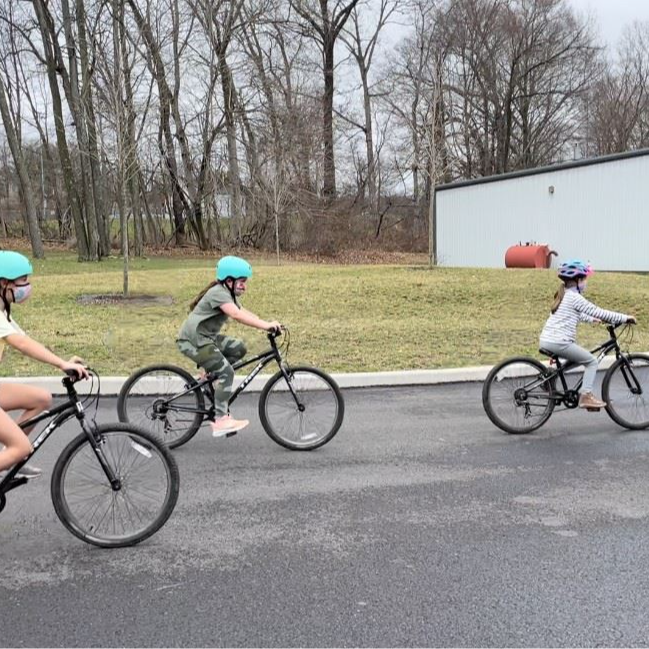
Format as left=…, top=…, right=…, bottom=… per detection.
left=63, top=369, right=80, bottom=384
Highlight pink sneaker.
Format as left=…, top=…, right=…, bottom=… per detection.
left=211, top=415, right=250, bottom=438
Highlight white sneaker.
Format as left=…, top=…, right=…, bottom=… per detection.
left=0, top=463, right=42, bottom=480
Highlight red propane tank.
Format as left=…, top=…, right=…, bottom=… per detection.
left=505, top=243, right=557, bottom=269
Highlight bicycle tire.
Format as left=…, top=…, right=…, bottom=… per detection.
left=117, top=364, right=205, bottom=449
left=51, top=424, right=180, bottom=548
left=602, top=353, right=649, bottom=430
left=482, top=356, right=556, bottom=434
left=259, top=366, right=344, bottom=450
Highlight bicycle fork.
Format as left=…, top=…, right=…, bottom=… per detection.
left=80, top=417, right=122, bottom=492
left=279, top=365, right=305, bottom=412
left=619, top=358, right=643, bottom=395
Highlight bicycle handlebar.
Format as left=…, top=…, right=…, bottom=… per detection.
left=267, top=326, right=286, bottom=339
left=62, top=367, right=92, bottom=385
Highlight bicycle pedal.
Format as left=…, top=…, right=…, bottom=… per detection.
left=225, top=431, right=238, bottom=438
left=586, top=407, right=601, bottom=412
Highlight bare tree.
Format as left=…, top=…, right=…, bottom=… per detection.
left=0, top=7, right=44, bottom=256
left=340, top=0, right=398, bottom=213
left=288, top=0, right=361, bottom=197
left=586, top=22, right=649, bottom=154
left=125, top=0, right=189, bottom=245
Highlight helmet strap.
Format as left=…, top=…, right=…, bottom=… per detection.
left=222, top=278, right=237, bottom=303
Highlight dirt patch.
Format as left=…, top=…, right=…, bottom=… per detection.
left=76, top=294, right=174, bottom=306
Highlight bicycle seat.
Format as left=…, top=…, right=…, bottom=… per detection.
left=538, top=348, right=560, bottom=361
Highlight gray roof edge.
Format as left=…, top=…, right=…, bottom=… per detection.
left=436, top=147, right=649, bottom=193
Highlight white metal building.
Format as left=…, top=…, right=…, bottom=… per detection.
left=434, top=148, right=649, bottom=271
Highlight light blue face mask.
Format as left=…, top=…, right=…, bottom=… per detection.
left=12, top=283, right=32, bottom=303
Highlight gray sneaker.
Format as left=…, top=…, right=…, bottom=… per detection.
left=16, top=463, right=43, bottom=479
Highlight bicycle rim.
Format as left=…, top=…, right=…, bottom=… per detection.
left=260, top=367, right=344, bottom=450
left=483, top=358, right=555, bottom=434
left=118, top=367, right=204, bottom=448
left=604, top=354, right=649, bottom=429
left=52, top=426, right=179, bottom=547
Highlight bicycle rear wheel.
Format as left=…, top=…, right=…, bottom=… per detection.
left=117, top=365, right=205, bottom=448
left=259, top=366, right=344, bottom=450
left=602, top=353, right=649, bottom=429
left=482, top=357, right=555, bottom=434
left=51, top=424, right=179, bottom=548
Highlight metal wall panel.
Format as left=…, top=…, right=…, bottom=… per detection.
left=436, top=154, right=649, bottom=270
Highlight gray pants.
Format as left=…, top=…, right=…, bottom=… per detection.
left=540, top=340, right=598, bottom=394
left=176, top=336, right=247, bottom=417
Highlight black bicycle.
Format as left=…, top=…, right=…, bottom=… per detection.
left=117, top=328, right=345, bottom=450
left=482, top=324, right=649, bottom=434
left=0, top=370, right=180, bottom=548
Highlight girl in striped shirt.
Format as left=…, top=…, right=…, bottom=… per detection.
left=539, top=259, right=636, bottom=410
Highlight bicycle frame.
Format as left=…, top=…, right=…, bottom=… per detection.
left=526, top=325, right=641, bottom=404
left=0, top=376, right=119, bottom=499
left=161, top=332, right=298, bottom=419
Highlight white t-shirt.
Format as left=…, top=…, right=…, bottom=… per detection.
left=0, top=308, right=25, bottom=361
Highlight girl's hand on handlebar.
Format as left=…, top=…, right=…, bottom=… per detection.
left=60, top=360, right=90, bottom=380
left=266, top=321, right=283, bottom=333
left=627, top=316, right=637, bottom=325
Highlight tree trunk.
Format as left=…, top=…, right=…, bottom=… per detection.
left=219, top=56, right=243, bottom=240
left=60, top=0, right=101, bottom=260
left=0, top=74, right=44, bottom=257
left=76, top=0, right=109, bottom=256
left=322, top=39, right=336, bottom=197
left=32, top=0, right=90, bottom=260
left=126, top=0, right=186, bottom=245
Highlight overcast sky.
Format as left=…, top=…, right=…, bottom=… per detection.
left=568, top=0, right=649, bottom=47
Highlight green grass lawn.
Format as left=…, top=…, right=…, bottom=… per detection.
left=1, top=250, right=647, bottom=377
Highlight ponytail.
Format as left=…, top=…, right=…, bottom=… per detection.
left=550, top=284, right=565, bottom=314
left=189, top=281, right=219, bottom=312
left=551, top=277, right=580, bottom=313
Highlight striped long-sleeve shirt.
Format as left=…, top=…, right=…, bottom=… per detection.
left=540, top=288, right=630, bottom=344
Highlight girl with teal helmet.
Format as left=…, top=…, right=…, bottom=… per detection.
left=539, top=257, right=636, bottom=411
left=0, top=251, right=89, bottom=479
left=176, top=255, right=282, bottom=437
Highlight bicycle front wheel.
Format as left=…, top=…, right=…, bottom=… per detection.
left=117, top=365, right=205, bottom=449
left=482, top=357, right=555, bottom=434
left=51, top=424, right=180, bottom=548
left=602, top=353, right=649, bottom=430
left=259, top=366, right=344, bottom=450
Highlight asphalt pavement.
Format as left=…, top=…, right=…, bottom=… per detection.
left=2, top=381, right=649, bottom=647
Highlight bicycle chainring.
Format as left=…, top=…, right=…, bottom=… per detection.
left=563, top=390, right=579, bottom=409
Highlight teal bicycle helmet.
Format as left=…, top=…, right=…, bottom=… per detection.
left=0, top=251, right=33, bottom=280
left=216, top=256, right=252, bottom=281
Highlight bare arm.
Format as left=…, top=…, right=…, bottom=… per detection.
left=4, top=333, right=89, bottom=377
left=220, top=303, right=281, bottom=331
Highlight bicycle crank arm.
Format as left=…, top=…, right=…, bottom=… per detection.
left=2, top=476, right=28, bottom=494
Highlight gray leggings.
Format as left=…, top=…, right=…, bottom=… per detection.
left=540, top=340, right=598, bottom=394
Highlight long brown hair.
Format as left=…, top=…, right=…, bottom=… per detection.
left=551, top=279, right=578, bottom=313
left=189, top=281, right=219, bottom=312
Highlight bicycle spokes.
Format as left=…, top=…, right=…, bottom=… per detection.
left=603, top=355, right=649, bottom=429
left=55, top=429, right=175, bottom=545
left=483, top=358, right=555, bottom=434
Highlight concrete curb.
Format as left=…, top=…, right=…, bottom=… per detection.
left=0, top=354, right=631, bottom=395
